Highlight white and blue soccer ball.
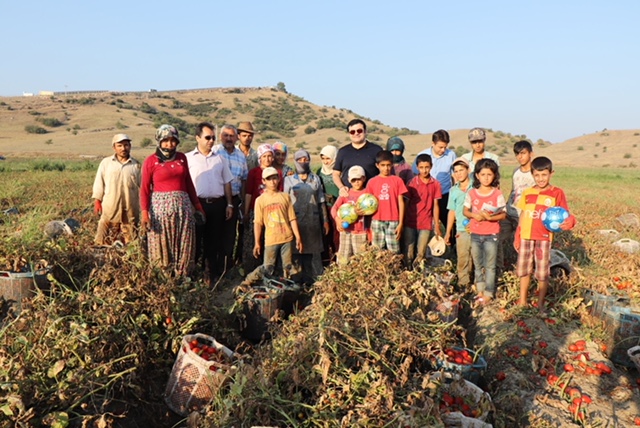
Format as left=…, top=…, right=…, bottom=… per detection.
left=541, top=206, right=569, bottom=233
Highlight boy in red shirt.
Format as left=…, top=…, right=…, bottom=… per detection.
left=331, top=166, right=369, bottom=265
left=365, top=150, right=408, bottom=253
left=403, top=153, right=442, bottom=268
left=515, top=157, right=576, bottom=313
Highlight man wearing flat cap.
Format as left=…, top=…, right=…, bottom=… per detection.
left=92, top=133, right=141, bottom=245
left=236, top=121, right=259, bottom=171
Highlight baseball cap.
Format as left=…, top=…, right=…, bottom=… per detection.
left=112, top=133, right=131, bottom=145
left=468, top=127, right=486, bottom=142
left=262, top=166, right=279, bottom=179
left=348, top=165, right=366, bottom=182
left=452, top=157, right=469, bottom=168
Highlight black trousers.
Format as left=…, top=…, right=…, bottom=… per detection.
left=196, top=198, right=226, bottom=278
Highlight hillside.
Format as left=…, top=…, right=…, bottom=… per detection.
left=0, top=87, right=638, bottom=168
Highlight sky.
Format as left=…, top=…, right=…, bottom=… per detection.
left=2, top=0, right=639, bottom=143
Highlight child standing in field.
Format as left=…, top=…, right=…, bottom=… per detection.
left=331, top=166, right=369, bottom=265
left=463, top=159, right=506, bottom=305
left=515, top=156, right=576, bottom=313
left=243, top=167, right=303, bottom=284
left=366, top=151, right=408, bottom=253
left=403, top=154, right=442, bottom=268
left=445, top=157, right=473, bottom=288
left=497, top=141, right=536, bottom=273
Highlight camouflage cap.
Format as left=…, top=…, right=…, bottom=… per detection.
left=468, top=127, right=486, bottom=142
left=155, top=124, right=180, bottom=144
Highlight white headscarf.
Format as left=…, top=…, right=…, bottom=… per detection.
left=319, top=145, right=338, bottom=175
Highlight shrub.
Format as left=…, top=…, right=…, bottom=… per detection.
left=304, top=126, right=316, bottom=134
left=577, top=146, right=584, bottom=151
left=45, top=139, right=53, bottom=145
left=139, top=102, right=157, bottom=114
left=327, top=137, right=335, bottom=143
left=140, top=138, right=153, bottom=148
left=28, top=111, right=42, bottom=116
left=623, top=153, right=632, bottom=159
left=37, top=117, right=63, bottom=127
left=25, top=125, right=47, bottom=134
left=116, top=121, right=128, bottom=130
left=31, top=160, right=66, bottom=171
left=317, top=118, right=345, bottom=130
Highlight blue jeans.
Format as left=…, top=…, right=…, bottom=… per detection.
left=470, top=233, right=498, bottom=298
left=245, top=241, right=293, bottom=283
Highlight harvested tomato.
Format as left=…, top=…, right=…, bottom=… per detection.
left=581, top=394, right=592, bottom=404
left=538, top=368, right=548, bottom=377
left=568, top=344, right=578, bottom=352
left=634, top=415, right=640, bottom=426
left=496, top=371, right=506, bottom=381
left=538, top=341, right=548, bottom=348
left=564, top=364, right=575, bottom=372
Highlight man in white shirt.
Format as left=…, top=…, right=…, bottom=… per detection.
left=187, top=122, right=234, bottom=283
left=92, top=134, right=141, bottom=245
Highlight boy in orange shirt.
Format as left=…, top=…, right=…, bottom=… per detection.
left=243, top=167, right=303, bottom=284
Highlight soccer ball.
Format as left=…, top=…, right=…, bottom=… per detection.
left=337, top=203, right=358, bottom=225
left=541, top=206, right=569, bottom=233
left=356, top=193, right=379, bottom=215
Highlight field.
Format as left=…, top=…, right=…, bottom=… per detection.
left=1, top=160, right=639, bottom=427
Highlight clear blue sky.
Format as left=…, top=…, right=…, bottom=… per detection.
left=2, top=0, right=639, bottom=143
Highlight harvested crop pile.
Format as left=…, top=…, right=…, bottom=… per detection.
left=0, top=243, right=228, bottom=427
left=202, top=250, right=466, bottom=427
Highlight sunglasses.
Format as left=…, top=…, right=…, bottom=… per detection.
left=349, top=128, right=364, bottom=135
left=203, top=135, right=215, bottom=141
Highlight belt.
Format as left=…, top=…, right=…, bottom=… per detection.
left=199, top=196, right=224, bottom=204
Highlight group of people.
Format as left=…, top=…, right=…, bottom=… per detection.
left=91, top=118, right=576, bottom=313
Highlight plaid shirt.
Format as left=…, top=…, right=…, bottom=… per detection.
left=213, top=144, right=248, bottom=196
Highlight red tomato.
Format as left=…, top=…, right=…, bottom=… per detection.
left=635, top=416, right=640, bottom=426
left=454, top=356, right=464, bottom=364
left=496, top=371, right=506, bottom=381
left=538, top=341, right=548, bottom=348
left=581, top=395, right=592, bottom=404
left=564, top=364, right=575, bottom=372
left=539, top=368, right=548, bottom=377
left=568, top=344, right=578, bottom=352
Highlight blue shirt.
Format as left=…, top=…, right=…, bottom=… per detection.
left=412, top=148, right=457, bottom=194
left=213, top=144, right=248, bottom=196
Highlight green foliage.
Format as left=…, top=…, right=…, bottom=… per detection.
left=577, top=146, right=584, bottom=151
left=276, top=82, right=287, bottom=93
left=388, top=127, right=419, bottom=137
left=151, top=111, right=194, bottom=137
left=31, top=160, right=66, bottom=171
left=454, top=146, right=467, bottom=157
left=65, top=97, right=96, bottom=105
left=28, top=110, right=42, bottom=116
left=37, top=117, right=64, bottom=127
left=139, top=102, right=157, bottom=114
left=140, top=137, right=153, bottom=148
left=115, top=121, right=128, bottom=130
left=253, top=98, right=307, bottom=138
left=304, top=126, right=316, bottom=134
left=623, top=153, right=632, bottom=159
left=316, top=118, right=345, bottom=130
left=45, top=139, right=53, bottom=145
left=25, top=125, right=48, bottom=134
left=327, top=137, right=335, bottom=143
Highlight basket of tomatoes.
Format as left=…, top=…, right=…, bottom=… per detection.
left=431, top=372, right=494, bottom=427
left=437, top=347, right=487, bottom=382
left=164, top=333, right=238, bottom=416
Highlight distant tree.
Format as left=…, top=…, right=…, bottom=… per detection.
left=276, top=82, right=287, bottom=93
left=25, top=125, right=47, bottom=134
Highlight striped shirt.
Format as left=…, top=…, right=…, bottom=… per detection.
left=213, top=144, right=248, bottom=196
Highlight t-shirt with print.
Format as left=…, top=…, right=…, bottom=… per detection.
left=464, top=188, right=506, bottom=235
left=404, top=176, right=442, bottom=230
left=331, top=188, right=368, bottom=234
left=365, top=175, right=408, bottom=222
left=517, top=186, right=570, bottom=242
left=253, top=191, right=297, bottom=247
left=506, top=167, right=535, bottom=220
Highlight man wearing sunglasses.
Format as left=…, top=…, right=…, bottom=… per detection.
left=187, top=122, right=234, bottom=284
left=332, top=119, right=383, bottom=197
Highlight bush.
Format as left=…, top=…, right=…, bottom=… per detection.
left=31, top=160, right=66, bottom=171
left=25, top=125, right=47, bottom=134
left=139, top=102, right=157, bottom=114
left=623, top=153, right=632, bottom=159
left=140, top=137, right=153, bottom=148
left=304, top=126, right=316, bottom=134
left=45, top=139, right=53, bottom=145
left=37, top=117, right=63, bottom=127
left=577, top=146, right=584, bottom=151
left=327, top=137, right=335, bottom=143
left=317, top=118, right=345, bottom=130
left=116, top=121, right=128, bottom=130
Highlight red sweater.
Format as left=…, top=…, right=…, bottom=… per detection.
left=140, top=152, right=202, bottom=212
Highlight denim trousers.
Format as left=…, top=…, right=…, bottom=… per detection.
left=470, top=233, right=499, bottom=297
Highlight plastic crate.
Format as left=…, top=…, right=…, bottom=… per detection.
left=583, top=290, right=629, bottom=319
left=239, top=287, right=283, bottom=342
left=164, top=333, right=237, bottom=416
left=263, top=277, right=301, bottom=317
left=0, top=269, right=48, bottom=311
left=602, top=305, right=640, bottom=367
left=437, top=347, right=487, bottom=385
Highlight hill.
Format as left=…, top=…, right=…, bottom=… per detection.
left=0, top=87, right=638, bottom=168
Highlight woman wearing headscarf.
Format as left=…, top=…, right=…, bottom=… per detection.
left=243, top=143, right=275, bottom=274
left=140, top=124, right=204, bottom=276
left=387, top=136, right=414, bottom=184
left=272, top=141, right=294, bottom=179
left=284, top=150, right=329, bottom=282
left=316, top=145, right=340, bottom=263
